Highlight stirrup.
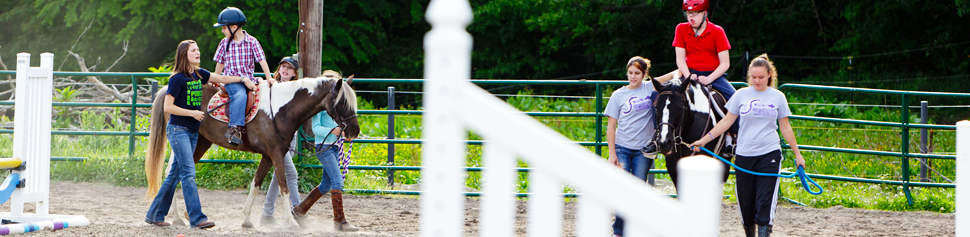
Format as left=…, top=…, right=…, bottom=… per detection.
left=226, top=126, right=243, bottom=145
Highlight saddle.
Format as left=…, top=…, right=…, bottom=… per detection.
left=206, top=83, right=260, bottom=124
left=703, top=85, right=736, bottom=158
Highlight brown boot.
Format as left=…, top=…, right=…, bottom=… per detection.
left=292, top=187, right=328, bottom=227
left=293, top=187, right=327, bottom=216
left=331, top=190, right=359, bottom=232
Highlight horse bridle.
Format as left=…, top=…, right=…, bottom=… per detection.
left=653, top=90, right=688, bottom=153
left=655, top=76, right=726, bottom=156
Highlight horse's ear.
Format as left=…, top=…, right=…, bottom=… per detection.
left=680, top=79, right=691, bottom=93
left=333, top=78, right=343, bottom=93
left=651, top=77, right=662, bottom=92
left=346, top=75, right=354, bottom=85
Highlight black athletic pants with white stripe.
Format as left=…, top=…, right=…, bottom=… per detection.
left=735, top=149, right=782, bottom=227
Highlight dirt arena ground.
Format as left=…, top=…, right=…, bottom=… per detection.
left=3, top=181, right=954, bottom=236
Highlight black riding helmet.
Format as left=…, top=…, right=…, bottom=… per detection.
left=214, top=7, right=247, bottom=55
left=279, top=57, right=300, bottom=69
left=213, top=7, right=247, bottom=27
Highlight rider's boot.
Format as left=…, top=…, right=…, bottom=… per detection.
left=723, top=133, right=737, bottom=158
left=226, top=126, right=244, bottom=145
left=640, top=141, right=658, bottom=159
left=331, top=190, right=359, bottom=231
left=743, top=224, right=756, bottom=237
left=757, top=224, right=772, bottom=237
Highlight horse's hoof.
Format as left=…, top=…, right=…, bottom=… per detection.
left=171, top=217, right=187, bottom=227
left=241, top=221, right=254, bottom=229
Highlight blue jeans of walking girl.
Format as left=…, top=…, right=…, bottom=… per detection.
left=145, top=124, right=209, bottom=227
left=612, top=145, right=653, bottom=236
left=315, top=144, right=343, bottom=192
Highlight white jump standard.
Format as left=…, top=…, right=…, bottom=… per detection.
left=0, top=53, right=90, bottom=235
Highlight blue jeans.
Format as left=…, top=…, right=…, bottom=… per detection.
left=146, top=124, right=209, bottom=227
left=612, top=145, right=653, bottom=236
left=315, top=144, right=343, bottom=192
left=263, top=133, right=301, bottom=216
left=224, top=82, right=248, bottom=127
left=690, top=69, right=739, bottom=134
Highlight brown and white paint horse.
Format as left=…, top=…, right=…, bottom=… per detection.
left=144, top=76, right=360, bottom=228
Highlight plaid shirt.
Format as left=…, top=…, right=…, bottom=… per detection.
left=213, top=30, right=266, bottom=83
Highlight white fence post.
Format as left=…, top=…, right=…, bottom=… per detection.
left=11, top=52, right=54, bottom=218
left=677, top=156, right=725, bottom=236
left=527, top=168, right=564, bottom=237
left=480, top=143, right=517, bottom=237
left=957, top=120, right=969, bottom=237
left=420, top=0, right=474, bottom=237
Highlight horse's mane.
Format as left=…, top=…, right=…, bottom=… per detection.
left=318, top=71, right=358, bottom=113
left=662, top=78, right=684, bottom=88
left=263, top=76, right=356, bottom=116
left=271, top=79, right=323, bottom=95
left=334, top=79, right=358, bottom=112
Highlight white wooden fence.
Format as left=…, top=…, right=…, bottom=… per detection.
left=957, top=121, right=969, bottom=237
left=418, top=1, right=723, bottom=236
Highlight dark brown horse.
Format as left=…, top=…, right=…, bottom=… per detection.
left=144, top=76, right=360, bottom=228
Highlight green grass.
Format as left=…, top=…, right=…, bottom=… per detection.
left=0, top=87, right=959, bottom=213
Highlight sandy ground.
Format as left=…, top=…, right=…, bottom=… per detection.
left=0, top=181, right=954, bottom=236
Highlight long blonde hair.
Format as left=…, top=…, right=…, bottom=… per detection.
left=747, top=53, right=778, bottom=88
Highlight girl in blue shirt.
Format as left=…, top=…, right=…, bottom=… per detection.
left=291, top=70, right=360, bottom=232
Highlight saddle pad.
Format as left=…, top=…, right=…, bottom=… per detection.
left=206, top=85, right=260, bottom=124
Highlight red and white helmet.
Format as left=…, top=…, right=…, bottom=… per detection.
left=683, top=0, right=710, bottom=11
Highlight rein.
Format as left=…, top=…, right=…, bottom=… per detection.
left=683, top=141, right=823, bottom=195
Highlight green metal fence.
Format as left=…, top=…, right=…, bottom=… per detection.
left=0, top=70, right=965, bottom=202
left=778, top=83, right=970, bottom=204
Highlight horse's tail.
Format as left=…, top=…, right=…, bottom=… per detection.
left=144, top=88, right=169, bottom=204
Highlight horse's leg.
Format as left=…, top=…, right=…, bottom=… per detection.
left=721, top=156, right=732, bottom=183
left=270, top=151, right=302, bottom=229
left=194, top=136, right=213, bottom=163
left=241, top=155, right=274, bottom=228
left=665, top=153, right=681, bottom=194
left=163, top=152, right=189, bottom=226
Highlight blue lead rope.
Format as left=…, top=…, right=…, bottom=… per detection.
left=695, top=146, right=823, bottom=195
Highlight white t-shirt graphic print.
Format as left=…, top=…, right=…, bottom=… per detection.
left=604, top=84, right=656, bottom=149
left=725, top=87, right=792, bottom=157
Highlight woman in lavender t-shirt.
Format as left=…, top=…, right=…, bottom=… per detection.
left=603, top=56, right=657, bottom=237
left=690, top=54, right=807, bottom=237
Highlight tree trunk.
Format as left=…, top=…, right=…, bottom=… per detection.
left=299, top=0, right=323, bottom=78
